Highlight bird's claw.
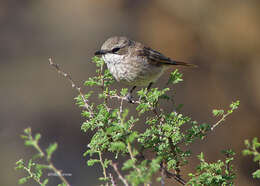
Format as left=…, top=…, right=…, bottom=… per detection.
left=126, top=93, right=134, bottom=104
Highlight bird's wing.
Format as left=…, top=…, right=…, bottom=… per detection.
left=140, top=47, right=197, bottom=67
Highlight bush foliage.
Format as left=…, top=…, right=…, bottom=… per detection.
left=15, top=57, right=246, bottom=186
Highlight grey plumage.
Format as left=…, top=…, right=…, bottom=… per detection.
left=95, top=36, right=196, bottom=87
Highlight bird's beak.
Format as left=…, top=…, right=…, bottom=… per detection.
left=94, top=50, right=109, bottom=56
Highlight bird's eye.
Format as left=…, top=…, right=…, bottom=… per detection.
left=111, top=47, right=120, bottom=53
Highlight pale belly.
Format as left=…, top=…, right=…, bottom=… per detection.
left=103, top=54, right=166, bottom=86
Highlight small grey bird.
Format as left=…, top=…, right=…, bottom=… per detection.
left=95, top=36, right=196, bottom=102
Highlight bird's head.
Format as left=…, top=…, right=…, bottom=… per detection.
left=94, top=36, right=130, bottom=56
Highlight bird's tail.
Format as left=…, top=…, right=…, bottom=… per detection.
left=172, top=60, right=198, bottom=68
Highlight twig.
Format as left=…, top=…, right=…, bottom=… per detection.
left=211, top=112, right=231, bottom=131
left=24, top=128, right=71, bottom=186
left=161, top=162, right=186, bottom=185
left=160, top=163, right=165, bottom=186
left=164, top=169, right=186, bottom=185
left=119, top=97, right=124, bottom=114
left=48, top=163, right=70, bottom=186
left=111, top=162, right=129, bottom=186
left=127, top=142, right=142, bottom=175
left=107, top=94, right=141, bottom=104
left=98, top=151, right=108, bottom=181
left=109, top=173, right=117, bottom=186
left=22, top=166, right=44, bottom=185
left=168, top=137, right=181, bottom=176
left=48, top=57, right=94, bottom=118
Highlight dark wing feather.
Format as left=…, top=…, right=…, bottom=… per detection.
left=140, top=47, right=197, bottom=67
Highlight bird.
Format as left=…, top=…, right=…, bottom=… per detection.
left=95, top=36, right=196, bottom=102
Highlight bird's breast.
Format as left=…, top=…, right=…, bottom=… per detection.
left=103, top=54, right=165, bottom=86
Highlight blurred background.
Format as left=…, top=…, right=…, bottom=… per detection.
left=1, top=0, right=259, bottom=185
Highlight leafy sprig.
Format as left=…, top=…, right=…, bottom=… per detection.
left=188, top=150, right=235, bottom=185
left=15, top=128, right=69, bottom=186
left=16, top=56, right=241, bottom=186
left=77, top=57, right=239, bottom=185
left=242, top=137, right=260, bottom=179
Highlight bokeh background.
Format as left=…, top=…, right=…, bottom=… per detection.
left=1, top=0, right=259, bottom=185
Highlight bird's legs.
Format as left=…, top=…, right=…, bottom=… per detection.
left=147, top=82, right=153, bottom=91
left=137, top=82, right=153, bottom=102
left=126, top=83, right=153, bottom=103
left=126, top=86, right=136, bottom=103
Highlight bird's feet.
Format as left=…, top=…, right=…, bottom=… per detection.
left=126, top=93, right=134, bottom=103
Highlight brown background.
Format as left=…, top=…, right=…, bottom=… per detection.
left=1, top=0, right=259, bottom=185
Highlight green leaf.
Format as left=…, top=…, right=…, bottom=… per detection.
left=109, top=141, right=126, bottom=152
left=15, top=159, right=25, bottom=170
left=244, top=139, right=250, bottom=148
left=24, top=128, right=31, bottom=135
left=42, top=178, right=49, bottom=186
left=198, top=152, right=204, bottom=160
left=20, top=135, right=28, bottom=140
left=252, top=169, right=260, bottom=179
left=35, top=133, right=41, bottom=141
left=99, top=177, right=109, bottom=181
left=127, top=132, right=138, bottom=143
left=120, top=88, right=128, bottom=96
left=229, top=100, right=240, bottom=110
left=168, top=69, right=183, bottom=84
left=24, top=140, right=34, bottom=147
left=252, top=137, right=260, bottom=147
left=212, top=109, right=224, bottom=117
left=87, top=159, right=100, bottom=166
left=18, top=177, right=29, bottom=184
left=122, top=159, right=134, bottom=170
left=253, top=154, right=260, bottom=162
left=46, top=143, right=58, bottom=161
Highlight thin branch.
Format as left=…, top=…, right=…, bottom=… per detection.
left=161, top=162, right=186, bottom=185
left=160, top=163, right=165, bottom=186
left=164, top=169, right=186, bottom=185
left=111, top=162, right=129, bottom=186
left=211, top=112, right=232, bottom=131
left=119, top=97, right=124, bottom=114
left=107, top=94, right=141, bottom=104
left=98, top=151, right=108, bottom=181
left=211, top=112, right=231, bottom=130
left=26, top=127, right=70, bottom=186
left=109, top=173, right=117, bottom=186
left=127, top=142, right=142, bottom=175
left=48, top=57, right=94, bottom=118
left=23, top=166, right=44, bottom=185
left=48, top=163, right=70, bottom=186
left=168, top=137, right=181, bottom=176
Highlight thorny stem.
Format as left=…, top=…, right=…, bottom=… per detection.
left=98, top=151, right=108, bottom=182
left=27, top=130, right=44, bottom=157
left=107, top=94, right=141, bottom=104
left=155, top=105, right=186, bottom=185
left=161, top=162, right=186, bottom=185
left=111, top=162, right=129, bottom=186
left=119, top=97, right=124, bottom=114
left=27, top=128, right=70, bottom=186
left=127, top=143, right=151, bottom=186
left=23, top=166, right=44, bottom=185
left=127, top=142, right=142, bottom=175
left=211, top=111, right=232, bottom=131
left=109, top=173, right=117, bottom=186
left=165, top=169, right=186, bottom=185
left=49, top=57, right=237, bottom=185
left=48, top=162, right=70, bottom=186
left=160, top=161, right=186, bottom=186
left=48, top=57, right=94, bottom=118
left=160, top=163, right=165, bottom=186
left=99, top=62, right=104, bottom=89
left=168, top=137, right=181, bottom=176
